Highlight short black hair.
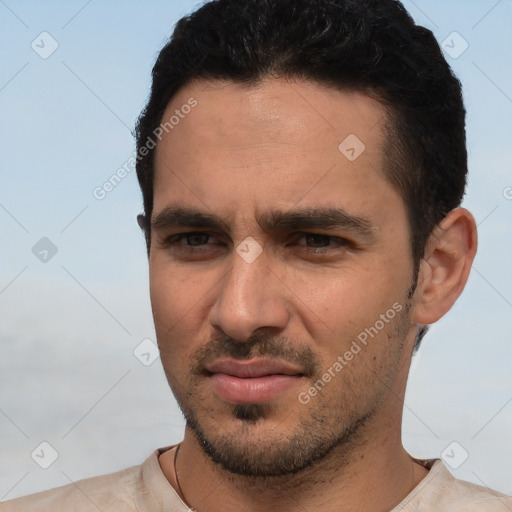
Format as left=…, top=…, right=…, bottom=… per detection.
left=135, top=0, right=467, bottom=351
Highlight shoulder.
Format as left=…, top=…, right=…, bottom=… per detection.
left=0, top=461, right=143, bottom=512
left=397, top=459, right=512, bottom=511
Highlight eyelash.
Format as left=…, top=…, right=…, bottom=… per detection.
left=164, top=232, right=352, bottom=254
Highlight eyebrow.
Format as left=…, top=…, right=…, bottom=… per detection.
left=152, top=205, right=376, bottom=241
left=152, top=206, right=231, bottom=232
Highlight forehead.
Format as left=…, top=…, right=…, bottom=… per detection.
left=152, top=78, right=401, bottom=228
left=155, top=77, right=386, bottom=157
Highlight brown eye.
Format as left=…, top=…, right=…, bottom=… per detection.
left=303, top=234, right=331, bottom=248
left=296, top=233, right=351, bottom=251
left=166, top=232, right=215, bottom=247
left=184, top=233, right=211, bottom=246
left=162, top=232, right=226, bottom=262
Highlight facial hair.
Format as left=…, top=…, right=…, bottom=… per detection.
left=162, top=295, right=413, bottom=478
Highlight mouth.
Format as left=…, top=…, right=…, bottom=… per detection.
left=204, top=358, right=305, bottom=404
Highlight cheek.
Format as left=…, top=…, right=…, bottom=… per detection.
left=150, top=265, right=180, bottom=323
left=285, top=260, right=405, bottom=337
left=149, top=263, right=208, bottom=345
left=149, top=268, right=201, bottom=390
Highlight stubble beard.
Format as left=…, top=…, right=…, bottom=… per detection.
left=161, top=296, right=413, bottom=479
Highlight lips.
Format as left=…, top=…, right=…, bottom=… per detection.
left=204, top=358, right=304, bottom=404
left=205, top=358, right=304, bottom=378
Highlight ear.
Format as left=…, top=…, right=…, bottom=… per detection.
left=137, top=214, right=146, bottom=230
left=412, top=207, right=477, bottom=325
left=136, top=214, right=151, bottom=257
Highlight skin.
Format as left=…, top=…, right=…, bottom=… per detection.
left=149, top=78, right=477, bottom=512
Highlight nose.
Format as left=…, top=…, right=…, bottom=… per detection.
left=208, top=245, right=290, bottom=342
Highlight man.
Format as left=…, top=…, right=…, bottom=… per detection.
left=2, top=0, right=511, bottom=510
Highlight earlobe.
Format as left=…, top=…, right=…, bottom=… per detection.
left=412, top=208, right=478, bottom=325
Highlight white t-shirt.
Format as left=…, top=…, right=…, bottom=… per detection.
left=2, top=446, right=511, bottom=511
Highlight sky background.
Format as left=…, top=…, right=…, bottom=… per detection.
left=1, top=0, right=511, bottom=501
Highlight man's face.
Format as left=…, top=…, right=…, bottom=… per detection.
left=149, top=78, right=418, bottom=476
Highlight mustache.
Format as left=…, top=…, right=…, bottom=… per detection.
left=190, top=331, right=321, bottom=378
